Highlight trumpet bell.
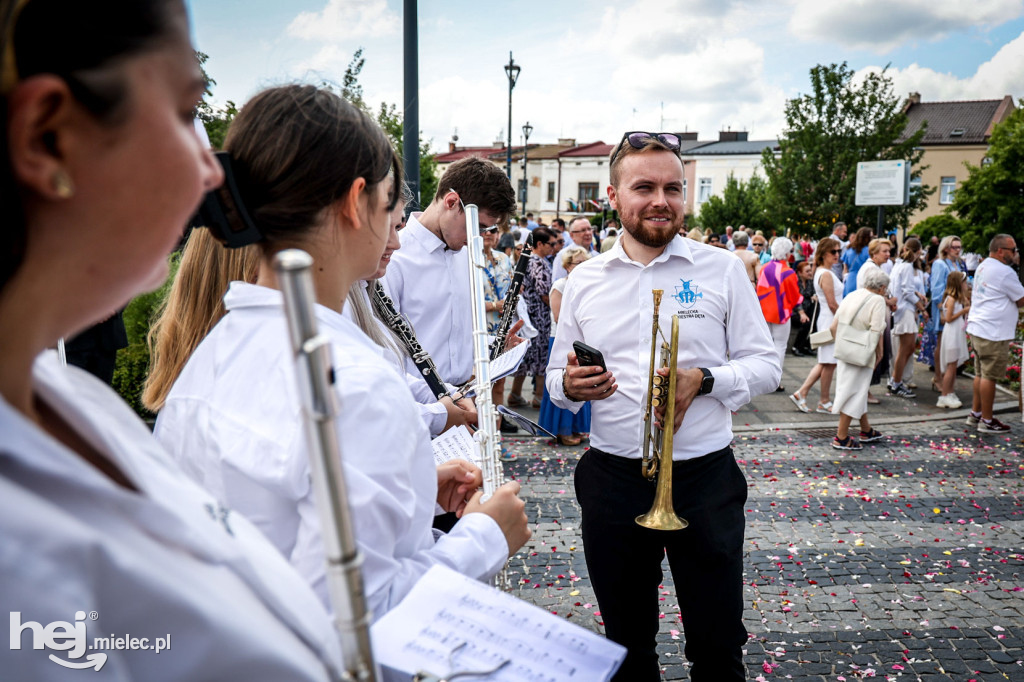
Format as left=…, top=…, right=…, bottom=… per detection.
left=635, top=508, right=688, bottom=531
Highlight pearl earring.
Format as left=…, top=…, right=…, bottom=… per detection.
left=52, top=169, right=75, bottom=199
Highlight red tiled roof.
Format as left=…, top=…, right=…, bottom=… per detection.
left=900, top=96, right=1015, bottom=145
left=559, top=142, right=613, bottom=157
left=435, top=146, right=505, bottom=163
left=491, top=144, right=570, bottom=161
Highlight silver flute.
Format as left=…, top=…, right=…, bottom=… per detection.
left=274, top=249, right=377, bottom=682
left=464, top=205, right=503, bottom=500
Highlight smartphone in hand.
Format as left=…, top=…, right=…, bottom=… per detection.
left=572, top=341, right=606, bottom=372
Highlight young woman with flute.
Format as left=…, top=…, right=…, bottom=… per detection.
left=154, top=85, right=529, bottom=620
left=0, top=0, right=343, bottom=677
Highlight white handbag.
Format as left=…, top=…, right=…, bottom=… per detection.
left=833, top=296, right=880, bottom=367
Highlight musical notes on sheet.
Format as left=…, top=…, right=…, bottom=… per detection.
left=372, top=565, right=624, bottom=681
left=430, top=425, right=480, bottom=466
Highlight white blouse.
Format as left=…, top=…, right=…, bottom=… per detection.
left=155, top=283, right=508, bottom=621
left=1, top=353, right=341, bottom=680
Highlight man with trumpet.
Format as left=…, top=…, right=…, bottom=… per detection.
left=545, top=132, right=780, bottom=681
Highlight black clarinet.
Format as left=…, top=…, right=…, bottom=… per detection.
left=369, top=280, right=451, bottom=401
left=488, top=233, right=533, bottom=360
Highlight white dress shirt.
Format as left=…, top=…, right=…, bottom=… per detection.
left=2, top=353, right=341, bottom=680
left=545, top=235, right=780, bottom=460
left=967, top=256, right=1024, bottom=341
left=383, top=213, right=473, bottom=384
left=155, top=283, right=508, bottom=620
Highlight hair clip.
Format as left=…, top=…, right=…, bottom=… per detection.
left=190, top=151, right=263, bottom=248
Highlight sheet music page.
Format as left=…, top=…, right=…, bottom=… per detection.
left=431, top=425, right=480, bottom=466
left=371, top=565, right=625, bottom=681
left=489, top=338, right=530, bottom=382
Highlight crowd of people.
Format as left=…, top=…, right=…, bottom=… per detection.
left=1, top=4, right=1018, bottom=679
left=688, top=222, right=1023, bottom=448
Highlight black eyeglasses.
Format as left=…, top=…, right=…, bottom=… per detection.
left=480, top=226, right=498, bottom=234
left=609, top=131, right=682, bottom=166
left=830, top=249, right=841, bottom=254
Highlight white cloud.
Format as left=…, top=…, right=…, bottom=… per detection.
left=287, top=0, right=399, bottom=42
left=856, top=30, right=1024, bottom=101
left=789, top=0, right=1024, bottom=52
left=575, top=0, right=788, bottom=140
left=292, top=44, right=350, bottom=75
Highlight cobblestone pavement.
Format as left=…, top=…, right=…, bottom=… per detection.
left=502, top=415, right=1024, bottom=681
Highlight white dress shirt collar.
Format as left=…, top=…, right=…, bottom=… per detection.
left=604, top=233, right=694, bottom=269
left=406, top=212, right=451, bottom=254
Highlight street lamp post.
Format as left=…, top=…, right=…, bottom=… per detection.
left=520, top=121, right=533, bottom=215
left=503, top=52, right=520, bottom=179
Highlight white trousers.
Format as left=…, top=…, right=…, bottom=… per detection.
left=769, top=320, right=791, bottom=375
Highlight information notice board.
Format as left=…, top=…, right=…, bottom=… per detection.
left=855, top=160, right=910, bottom=206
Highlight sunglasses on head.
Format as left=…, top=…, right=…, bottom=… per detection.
left=610, top=131, right=682, bottom=166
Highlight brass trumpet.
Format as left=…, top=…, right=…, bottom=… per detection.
left=636, top=289, right=688, bottom=531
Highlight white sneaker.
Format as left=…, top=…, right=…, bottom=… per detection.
left=945, top=394, right=962, bottom=409
left=936, top=395, right=950, bottom=408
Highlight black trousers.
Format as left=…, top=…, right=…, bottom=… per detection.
left=792, top=305, right=817, bottom=353
left=575, top=446, right=747, bottom=682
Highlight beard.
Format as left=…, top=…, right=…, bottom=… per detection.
left=620, top=209, right=682, bottom=249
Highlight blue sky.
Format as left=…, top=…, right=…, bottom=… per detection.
left=188, top=0, right=1024, bottom=153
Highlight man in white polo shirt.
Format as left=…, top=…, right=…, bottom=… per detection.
left=545, top=132, right=779, bottom=680
left=965, top=233, right=1024, bottom=433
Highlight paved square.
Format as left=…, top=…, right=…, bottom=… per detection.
left=504, top=414, right=1024, bottom=681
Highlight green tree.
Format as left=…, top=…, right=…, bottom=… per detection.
left=340, top=48, right=366, bottom=110
left=909, top=213, right=969, bottom=247
left=112, top=255, right=179, bottom=417
left=762, top=62, right=932, bottom=237
left=694, top=173, right=771, bottom=235
left=333, top=48, right=438, bottom=208
left=376, top=102, right=438, bottom=205
left=194, top=51, right=236, bottom=149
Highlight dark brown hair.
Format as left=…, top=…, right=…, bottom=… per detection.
left=432, top=157, right=515, bottom=219
left=223, top=85, right=400, bottom=248
left=1, top=0, right=183, bottom=290
left=813, top=237, right=840, bottom=268
left=849, top=226, right=874, bottom=252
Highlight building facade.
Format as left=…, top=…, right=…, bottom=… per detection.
left=900, top=93, right=1016, bottom=223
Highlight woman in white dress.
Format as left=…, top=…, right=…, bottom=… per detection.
left=790, top=237, right=844, bottom=413
left=937, top=271, right=971, bottom=408
left=0, top=1, right=344, bottom=677
left=830, top=268, right=890, bottom=450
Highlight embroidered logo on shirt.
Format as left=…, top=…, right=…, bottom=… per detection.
left=205, top=502, right=234, bottom=537
left=674, top=280, right=703, bottom=309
